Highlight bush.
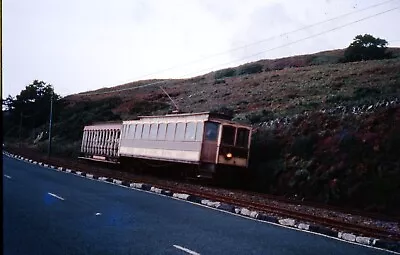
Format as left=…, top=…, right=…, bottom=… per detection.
left=343, top=34, right=391, bottom=62
left=325, top=94, right=352, bottom=104
left=245, top=109, right=275, bottom=124
left=214, top=68, right=237, bottom=79
left=353, top=87, right=381, bottom=99
left=290, top=133, right=318, bottom=159
left=213, top=79, right=226, bottom=85
left=210, top=106, right=234, bottom=118
left=237, top=63, right=263, bottom=75
left=129, top=100, right=169, bottom=115
left=310, top=55, right=341, bottom=65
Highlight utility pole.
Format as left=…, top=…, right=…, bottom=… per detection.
left=19, top=112, right=23, bottom=148
left=47, top=92, right=54, bottom=157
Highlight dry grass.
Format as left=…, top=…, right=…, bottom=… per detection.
left=64, top=49, right=400, bottom=120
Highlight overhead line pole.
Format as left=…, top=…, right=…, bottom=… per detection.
left=19, top=112, right=23, bottom=148
left=47, top=92, right=54, bottom=157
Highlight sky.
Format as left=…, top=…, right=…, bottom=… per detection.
left=2, top=0, right=400, bottom=98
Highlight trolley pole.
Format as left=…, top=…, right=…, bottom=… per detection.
left=47, top=93, right=54, bottom=157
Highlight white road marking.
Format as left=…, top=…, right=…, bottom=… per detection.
left=4, top=174, right=12, bottom=179
left=95, top=212, right=102, bottom=216
left=173, top=245, right=200, bottom=255
left=48, top=192, right=65, bottom=201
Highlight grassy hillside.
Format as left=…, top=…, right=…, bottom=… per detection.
left=6, top=48, right=400, bottom=214
left=65, top=48, right=400, bottom=122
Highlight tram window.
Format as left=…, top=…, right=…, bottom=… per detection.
left=121, top=126, right=127, bottom=139
left=123, top=125, right=129, bottom=138
left=135, top=124, right=143, bottom=139
left=157, top=123, right=167, bottom=140
left=166, top=123, right=176, bottom=141
left=129, top=124, right=136, bottom=138
left=175, top=122, right=186, bottom=141
left=221, top=125, right=235, bottom=145
left=149, top=124, right=158, bottom=140
left=195, top=122, right=204, bottom=141
left=142, top=124, right=150, bottom=139
left=204, top=122, right=219, bottom=141
left=185, top=122, right=196, bottom=141
left=236, top=128, right=250, bottom=147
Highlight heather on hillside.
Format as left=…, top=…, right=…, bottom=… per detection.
left=250, top=105, right=400, bottom=215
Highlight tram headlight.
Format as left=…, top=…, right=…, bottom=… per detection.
left=225, top=152, right=233, bottom=160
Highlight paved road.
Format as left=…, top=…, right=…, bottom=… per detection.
left=3, top=155, right=394, bottom=255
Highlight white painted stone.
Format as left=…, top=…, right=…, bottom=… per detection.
left=278, top=218, right=296, bottom=227
left=58, top=167, right=63, bottom=170
left=297, top=223, right=310, bottom=230
left=355, top=236, right=371, bottom=245
left=173, top=193, right=190, bottom=200
left=113, top=179, right=122, bottom=184
left=150, top=187, right=162, bottom=193
left=201, top=199, right=211, bottom=205
left=209, top=202, right=221, bottom=208
left=341, top=232, right=356, bottom=242
left=249, top=211, right=259, bottom=218
left=44, top=164, right=49, bottom=167
left=240, top=208, right=251, bottom=216
left=130, top=183, right=143, bottom=189
left=76, top=171, right=82, bottom=175
left=66, top=169, right=72, bottom=173
left=234, top=208, right=241, bottom=214
left=29, top=160, right=33, bottom=163
left=86, top=174, right=94, bottom=178
left=33, top=161, right=37, bottom=164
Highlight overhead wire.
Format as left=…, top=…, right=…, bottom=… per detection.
left=128, top=0, right=399, bottom=80
left=184, top=6, right=400, bottom=78
left=80, top=5, right=399, bottom=96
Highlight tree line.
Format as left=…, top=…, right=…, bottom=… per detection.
left=2, top=80, right=62, bottom=140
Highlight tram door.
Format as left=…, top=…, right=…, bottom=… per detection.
left=200, top=121, right=220, bottom=163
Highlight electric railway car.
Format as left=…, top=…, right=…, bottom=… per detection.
left=79, top=112, right=252, bottom=178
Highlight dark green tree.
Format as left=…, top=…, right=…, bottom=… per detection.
left=344, top=34, right=391, bottom=62
left=2, top=80, right=61, bottom=139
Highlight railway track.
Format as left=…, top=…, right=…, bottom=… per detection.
left=6, top=147, right=400, bottom=242
left=235, top=189, right=400, bottom=223
left=149, top=182, right=400, bottom=241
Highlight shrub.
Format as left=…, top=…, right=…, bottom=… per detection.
left=210, top=106, right=234, bottom=118
left=326, top=94, right=352, bottom=104
left=310, top=55, right=341, bottom=65
left=213, top=79, right=226, bottom=85
left=353, top=87, right=381, bottom=99
left=237, top=63, right=263, bottom=75
left=214, top=68, right=237, bottom=79
left=343, top=34, right=391, bottom=62
left=246, top=109, right=275, bottom=124
left=129, top=100, right=170, bottom=115
left=290, top=133, right=318, bottom=159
